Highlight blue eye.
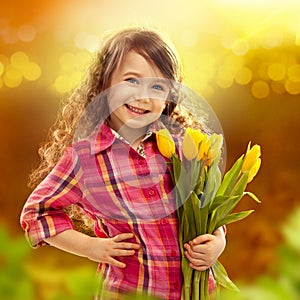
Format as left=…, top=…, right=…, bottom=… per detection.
left=152, top=84, right=164, bottom=91
left=125, top=78, right=139, bottom=84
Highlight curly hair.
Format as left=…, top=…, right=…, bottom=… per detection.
left=29, top=27, right=186, bottom=188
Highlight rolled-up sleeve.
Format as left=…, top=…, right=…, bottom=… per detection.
left=20, top=147, right=83, bottom=248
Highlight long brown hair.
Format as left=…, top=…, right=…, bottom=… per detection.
left=29, top=27, right=183, bottom=188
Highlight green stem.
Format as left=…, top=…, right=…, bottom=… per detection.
left=200, top=270, right=209, bottom=300
left=183, top=264, right=193, bottom=299
left=192, top=270, right=200, bottom=300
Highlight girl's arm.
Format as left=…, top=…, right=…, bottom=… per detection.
left=45, top=229, right=141, bottom=268
left=183, top=227, right=226, bottom=271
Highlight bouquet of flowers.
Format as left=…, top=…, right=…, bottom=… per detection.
left=156, top=128, right=261, bottom=299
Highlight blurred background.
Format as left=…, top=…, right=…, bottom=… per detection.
left=1, top=0, right=299, bottom=299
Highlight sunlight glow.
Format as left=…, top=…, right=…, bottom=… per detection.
left=1, top=0, right=300, bottom=100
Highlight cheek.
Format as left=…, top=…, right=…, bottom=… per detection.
left=107, top=85, right=136, bottom=111
left=153, top=100, right=166, bottom=112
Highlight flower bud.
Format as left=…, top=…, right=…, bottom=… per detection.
left=207, top=133, right=223, bottom=164
left=242, top=142, right=261, bottom=182
left=247, top=158, right=261, bottom=183
left=182, top=128, right=201, bottom=160
left=242, top=142, right=261, bottom=172
left=156, top=129, right=175, bottom=158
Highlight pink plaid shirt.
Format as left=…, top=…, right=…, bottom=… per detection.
left=20, top=122, right=216, bottom=299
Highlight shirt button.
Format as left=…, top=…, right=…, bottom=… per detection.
left=171, top=250, right=177, bottom=257
left=138, top=158, right=144, bottom=165
left=174, top=281, right=181, bottom=290
left=148, top=189, right=155, bottom=196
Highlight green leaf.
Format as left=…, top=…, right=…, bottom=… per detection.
left=209, top=193, right=244, bottom=232
left=172, top=155, right=183, bottom=184
left=190, top=159, right=201, bottom=191
left=200, top=163, right=222, bottom=208
left=244, top=191, right=261, bottom=203
left=209, top=195, right=239, bottom=213
left=182, top=200, right=197, bottom=243
left=172, top=156, right=191, bottom=205
left=230, top=172, right=248, bottom=197
left=215, top=210, right=254, bottom=228
left=211, top=260, right=239, bottom=292
left=216, top=156, right=244, bottom=196
left=190, top=191, right=202, bottom=235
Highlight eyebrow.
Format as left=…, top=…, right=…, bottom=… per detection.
left=123, top=72, right=168, bottom=81
left=123, top=71, right=142, bottom=77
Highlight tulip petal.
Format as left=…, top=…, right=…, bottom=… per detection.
left=156, top=129, right=175, bottom=158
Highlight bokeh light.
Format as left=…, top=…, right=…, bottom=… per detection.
left=0, top=2, right=300, bottom=100
left=3, top=66, right=23, bottom=88
left=251, top=80, right=270, bottom=99
left=235, top=67, right=252, bottom=85
left=17, top=24, right=37, bottom=42
left=267, top=63, right=286, bottom=81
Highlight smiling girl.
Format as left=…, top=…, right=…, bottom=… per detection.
left=20, top=27, right=226, bottom=299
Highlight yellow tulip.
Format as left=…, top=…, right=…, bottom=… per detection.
left=198, top=134, right=210, bottom=161
left=247, top=158, right=261, bottom=183
left=207, top=133, right=223, bottom=164
left=182, top=128, right=204, bottom=160
left=242, top=142, right=261, bottom=172
left=187, top=128, right=205, bottom=145
left=156, top=129, right=175, bottom=158
left=182, top=130, right=198, bottom=160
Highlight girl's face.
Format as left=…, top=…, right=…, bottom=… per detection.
left=107, top=50, right=170, bottom=132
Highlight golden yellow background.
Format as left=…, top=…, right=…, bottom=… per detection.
left=1, top=0, right=300, bottom=299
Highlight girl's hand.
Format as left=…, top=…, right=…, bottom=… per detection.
left=86, top=233, right=141, bottom=268
left=45, top=230, right=140, bottom=269
left=184, top=227, right=226, bottom=271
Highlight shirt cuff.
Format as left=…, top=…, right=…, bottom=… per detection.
left=21, top=213, right=74, bottom=248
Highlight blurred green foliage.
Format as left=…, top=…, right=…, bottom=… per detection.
left=1, top=206, right=300, bottom=299
left=0, top=227, right=34, bottom=300
left=221, top=206, right=300, bottom=300
left=0, top=226, right=97, bottom=300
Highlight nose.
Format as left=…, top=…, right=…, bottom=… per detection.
left=139, top=97, right=150, bottom=103
left=135, top=83, right=152, bottom=102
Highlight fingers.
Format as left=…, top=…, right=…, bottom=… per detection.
left=184, top=243, right=207, bottom=262
left=184, top=236, right=215, bottom=270
left=93, top=233, right=142, bottom=268
left=184, top=246, right=210, bottom=271
left=113, top=233, right=141, bottom=250
left=191, top=234, right=214, bottom=245
left=100, top=248, right=137, bottom=268
left=112, top=249, right=136, bottom=257
left=113, top=232, right=135, bottom=242
left=186, top=256, right=209, bottom=270
left=106, top=256, right=127, bottom=268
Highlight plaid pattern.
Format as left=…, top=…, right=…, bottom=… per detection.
left=20, top=122, right=216, bottom=299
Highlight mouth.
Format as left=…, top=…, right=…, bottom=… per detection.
left=125, top=103, right=150, bottom=115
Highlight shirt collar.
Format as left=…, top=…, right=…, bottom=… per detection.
left=89, top=120, right=165, bottom=155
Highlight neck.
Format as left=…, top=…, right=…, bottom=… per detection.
left=119, top=126, right=147, bottom=145
left=108, top=121, right=148, bottom=148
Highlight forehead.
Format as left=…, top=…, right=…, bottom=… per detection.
left=116, top=50, right=165, bottom=78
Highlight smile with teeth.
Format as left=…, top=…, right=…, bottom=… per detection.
left=125, top=103, right=150, bottom=115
